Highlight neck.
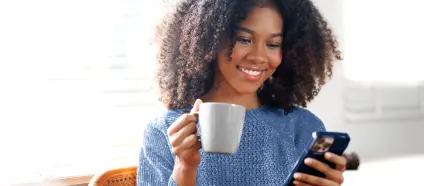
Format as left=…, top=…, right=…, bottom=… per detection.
left=201, top=85, right=261, bottom=110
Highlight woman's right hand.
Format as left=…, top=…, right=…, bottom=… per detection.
left=167, top=99, right=203, bottom=185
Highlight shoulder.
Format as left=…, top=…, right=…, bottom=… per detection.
left=288, top=106, right=326, bottom=132
left=144, top=107, right=186, bottom=133
left=141, top=106, right=188, bottom=146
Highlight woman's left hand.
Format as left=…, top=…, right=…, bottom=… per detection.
left=293, top=152, right=346, bottom=186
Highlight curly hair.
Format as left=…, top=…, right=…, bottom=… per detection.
left=155, top=0, right=342, bottom=113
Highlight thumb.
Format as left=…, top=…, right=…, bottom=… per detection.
left=190, top=99, right=203, bottom=114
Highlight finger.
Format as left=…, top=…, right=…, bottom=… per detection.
left=304, top=158, right=332, bottom=175
left=190, top=99, right=202, bottom=136
left=194, top=139, right=201, bottom=150
left=294, top=173, right=338, bottom=186
left=179, top=134, right=199, bottom=150
left=325, top=152, right=347, bottom=171
left=293, top=180, right=313, bottom=186
left=172, top=134, right=199, bottom=154
left=304, top=158, right=343, bottom=183
left=167, top=113, right=198, bottom=135
left=336, top=164, right=346, bottom=172
left=169, top=122, right=197, bottom=147
left=190, top=99, right=203, bottom=114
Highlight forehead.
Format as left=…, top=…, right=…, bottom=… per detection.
left=239, top=6, right=283, bottom=33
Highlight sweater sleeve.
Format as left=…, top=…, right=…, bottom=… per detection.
left=137, top=119, right=177, bottom=186
left=293, top=108, right=327, bottom=151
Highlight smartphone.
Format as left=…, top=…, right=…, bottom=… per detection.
left=285, top=131, right=350, bottom=186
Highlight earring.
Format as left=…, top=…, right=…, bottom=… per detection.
left=267, top=76, right=274, bottom=83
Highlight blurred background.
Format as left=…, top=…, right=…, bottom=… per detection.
left=0, top=0, right=423, bottom=185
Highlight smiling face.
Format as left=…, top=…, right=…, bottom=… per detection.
left=215, top=5, right=284, bottom=95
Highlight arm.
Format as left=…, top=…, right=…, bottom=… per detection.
left=137, top=121, right=177, bottom=186
left=172, top=162, right=198, bottom=186
left=293, top=108, right=327, bottom=151
left=291, top=109, right=347, bottom=186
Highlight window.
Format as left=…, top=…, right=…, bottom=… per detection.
left=0, top=0, right=166, bottom=185
left=340, top=1, right=424, bottom=123
left=342, top=0, right=424, bottom=83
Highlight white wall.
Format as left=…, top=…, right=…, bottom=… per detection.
left=309, top=0, right=424, bottom=161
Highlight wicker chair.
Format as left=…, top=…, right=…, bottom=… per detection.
left=88, top=166, right=138, bottom=186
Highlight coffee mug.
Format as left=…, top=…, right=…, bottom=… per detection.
left=197, top=102, right=246, bottom=154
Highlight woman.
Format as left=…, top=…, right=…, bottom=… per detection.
left=138, top=0, right=345, bottom=185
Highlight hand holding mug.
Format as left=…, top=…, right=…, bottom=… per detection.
left=167, top=99, right=246, bottom=186
left=167, top=99, right=203, bottom=169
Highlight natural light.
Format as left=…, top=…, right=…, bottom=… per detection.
left=343, top=0, right=424, bottom=83
left=0, top=0, right=165, bottom=185
left=1, top=0, right=423, bottom=185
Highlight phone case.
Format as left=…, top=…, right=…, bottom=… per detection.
left=285, top=131, right=350, bottom=186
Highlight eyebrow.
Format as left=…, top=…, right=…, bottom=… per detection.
left=236, top=26, right=283, bottom=38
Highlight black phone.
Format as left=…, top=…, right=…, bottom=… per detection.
left=285, top=131, right=350, bottom=186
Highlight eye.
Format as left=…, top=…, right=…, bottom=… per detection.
left=236, top=37, right=251, bottom=45
left=267, top=43, right=281, bottom=49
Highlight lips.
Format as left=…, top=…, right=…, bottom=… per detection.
left=236, top=65, right=266, bottom=81
left=236, top=65, right=266, bottom=73
left=239, top=67, right=262, bottom=75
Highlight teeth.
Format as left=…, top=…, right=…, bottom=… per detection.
left=240, top=67, right=262, bottom=76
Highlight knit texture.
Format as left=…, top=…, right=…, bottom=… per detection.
left=137, top=105, right=326, bottom=186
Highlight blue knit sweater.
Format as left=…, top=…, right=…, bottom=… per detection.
left=137, top=105, right=326, bottom=186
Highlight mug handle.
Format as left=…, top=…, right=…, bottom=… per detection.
left=192, top=112, right=202, bottom=146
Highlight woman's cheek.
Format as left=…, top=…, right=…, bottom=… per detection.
left=278, top=51, right=282, bottom=61
left=231, top=48, right=241, bottom=61
left=269, top=51, right=283, bottom=69
left=231, top=46, right=250, bottom=62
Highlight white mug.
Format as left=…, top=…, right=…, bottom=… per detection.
left=197, top=102, right=246, bottom=154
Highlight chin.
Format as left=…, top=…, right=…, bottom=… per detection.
left=234, top=86, right=261, bottom=95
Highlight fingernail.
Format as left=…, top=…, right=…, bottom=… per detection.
left=326, top=152, right=332, bottom=158
left=305, top=158, right=313, bottom=165
left=293, top=181, right=299, bottom=185
left=294, top=173, right=301, bottom=179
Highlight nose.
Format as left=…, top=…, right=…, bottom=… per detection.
left=246, top=44, right=268, bottom=64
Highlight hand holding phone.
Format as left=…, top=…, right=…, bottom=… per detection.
left=286, top=131, right=350, bottom=186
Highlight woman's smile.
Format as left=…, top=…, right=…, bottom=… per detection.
left=236, top=65, right=267, bottom=81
